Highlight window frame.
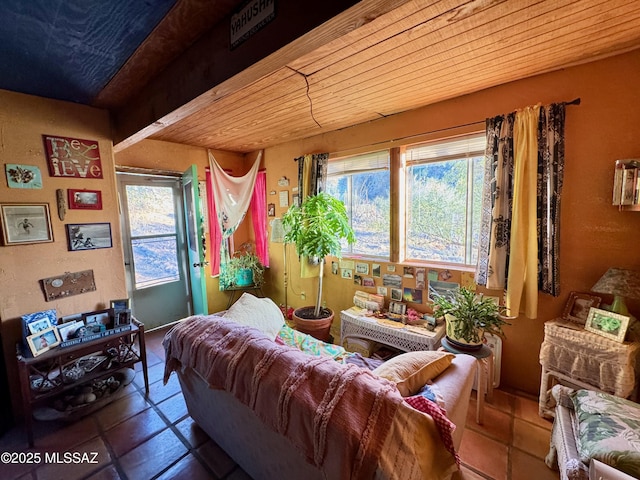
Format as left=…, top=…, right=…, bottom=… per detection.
left=326, top=149, right=391, bottom=260
left=401, top=133, right=486, bottom=267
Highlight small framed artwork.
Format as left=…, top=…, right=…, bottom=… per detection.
left=1, top=203, right=53, bottom=245
left=114, top=309, right=132, bottom=326
left=57, top=320, right=85, bottom=342
left=356, top=262, right=369, bottom=275
left=585, top=307, right=630, bottom=343
left=68, top=189, right=102, bottom=210
left=391, top=288, right=403, bottom=301
left=26, top=326, right=61, bottom=357
left=341, top=268, right=353, bottom=279
left=83, top=309, right=113, bottom=331
left=267, top=203, right=275, bottom=217
left=389, top=301, right=407, bottom=315
left=562, top=292, right=601, bottom=324
left=66, top=223, right=112, bottom=251
left=5, top=164, right=43, bottom=189
left=110, top=298, right=131, bottom=310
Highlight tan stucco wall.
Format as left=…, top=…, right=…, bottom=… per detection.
left=259, top=50, right=640, bottom=396
left=0, top=89, right=126, bottom=415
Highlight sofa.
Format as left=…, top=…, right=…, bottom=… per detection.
left=164, top=294, right=477, bottom=480
left=546, top=385, right=640, bottom=480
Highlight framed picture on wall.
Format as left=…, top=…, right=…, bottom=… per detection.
left=66, top=223, right=112, bottom=251
left=68, top=189, right=102, bottom=209
left=0, top=203, right=53, bottom=245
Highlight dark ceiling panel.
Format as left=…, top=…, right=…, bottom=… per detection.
left=0, top=0, right=177, bottom=104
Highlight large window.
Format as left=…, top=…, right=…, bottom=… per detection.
left=404, top=134, right=486, bottom=266
left=325, top=134, right=485, bottom=266
left=325, top=150, right=390, bottom=258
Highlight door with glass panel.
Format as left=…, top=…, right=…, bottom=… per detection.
left=118, top=173, right=190, bottom=330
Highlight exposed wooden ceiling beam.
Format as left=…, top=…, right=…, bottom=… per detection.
left=112, top=0, right=415, bottom=152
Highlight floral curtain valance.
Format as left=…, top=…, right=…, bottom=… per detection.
left=476, top=103, right=566, bottom=319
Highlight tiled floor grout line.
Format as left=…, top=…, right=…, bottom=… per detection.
left=130, top=373, right=225, bottom=480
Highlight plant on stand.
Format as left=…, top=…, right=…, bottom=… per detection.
left=219, top=242, right=265, bottom=290
left=432, top=286, right=511, bottom=349
left=282, top=192, right=355, bottom=340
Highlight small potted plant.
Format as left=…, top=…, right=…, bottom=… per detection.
left=220, top=243, right=265, bottom=290
left=282, top=192, right=355, bottom=340
left=432, top=286, right=511, bottom=349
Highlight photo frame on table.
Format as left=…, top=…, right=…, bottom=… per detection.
left=66, top=223, right=112, bottom=251
left=110, top=298, right=132, bottom=326
left=26, top=326, right=61, bottom=357
left=1, top=203, right=53, bottom=245
left=585, top=307, right=630, bottom=343
left=114, top=309, right=132, bottom=326
left=110, top=298, right=131, bottom=310
left=22, top=309, right=57, bottom=341
left=83, top=309, right=113, bottom=332
left=562, top=291, right=601, bottom=324
left=68, top=189, right=102, bottom=210
left=57, top=320, right=85, bottom=342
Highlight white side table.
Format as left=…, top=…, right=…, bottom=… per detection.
left=340, top=309, right=445, bottom=352
left=538, top=319, right=640, bottom=418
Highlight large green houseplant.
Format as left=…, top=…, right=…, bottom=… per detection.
left=282, top=192, right=355, bottom=339
left=432, top=286, right=511, bottom=349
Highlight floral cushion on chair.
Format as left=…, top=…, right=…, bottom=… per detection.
left=572, top=389, right=640, bottom=478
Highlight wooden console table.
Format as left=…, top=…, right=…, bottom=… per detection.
left=17, top=318, right=149, bottom=446
left=340, top=309, right=445, bottom=352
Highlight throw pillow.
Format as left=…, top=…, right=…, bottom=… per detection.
left=372, top=351, right=454, bottom=397
left=223, top=293, right=285, bottom=340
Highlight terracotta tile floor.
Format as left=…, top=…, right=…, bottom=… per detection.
left=0, top=328, right=560, bottom=480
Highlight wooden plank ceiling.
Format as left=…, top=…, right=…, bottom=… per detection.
left=144, top=0, right=640, bottom=153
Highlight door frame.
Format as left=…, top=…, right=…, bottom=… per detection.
left=117, top=169, right=193, bottom=329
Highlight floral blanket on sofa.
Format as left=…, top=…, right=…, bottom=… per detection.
left=572, top=389, right=640, bottom=478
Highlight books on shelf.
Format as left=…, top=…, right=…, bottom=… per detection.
left=613, top=159, right=640, bottom=206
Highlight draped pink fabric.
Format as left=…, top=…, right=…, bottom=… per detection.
left=206, top=167, right=223, bottom=276
left=250, top=170, right=269, bottom=267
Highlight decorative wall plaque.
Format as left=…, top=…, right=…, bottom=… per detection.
left=42, top=135, right=103, bottom=179
left=41, top=270, right=96, bottom=302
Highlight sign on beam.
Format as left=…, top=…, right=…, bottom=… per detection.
left=230, top=0, right=276, bottom=49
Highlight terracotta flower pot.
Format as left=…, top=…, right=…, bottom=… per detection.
left=292, top=306, right=334, bottom=342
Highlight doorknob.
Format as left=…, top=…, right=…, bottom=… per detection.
left=193, top=261, right=210, bottom=268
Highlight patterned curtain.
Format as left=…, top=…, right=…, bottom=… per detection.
left=296, top=153, right=329, bottom=198
left=476, top=113, right=515, bottom=290
left=537, top=104, right=565, bottom=296
left=294, top=153, right=329, bottom=278
left=476, top=103, right=566, bottom=318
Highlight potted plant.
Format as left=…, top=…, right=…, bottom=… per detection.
left=282, top=192, right=355, bottom=341
left=220, top=243, right=265, bottom=290
left=432, top=286, right=511, bottom=350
